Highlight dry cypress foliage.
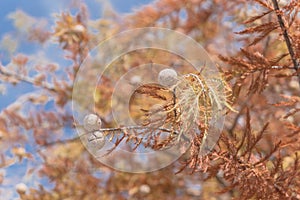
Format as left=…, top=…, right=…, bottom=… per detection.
left=0, top=0, right=299, bottom=199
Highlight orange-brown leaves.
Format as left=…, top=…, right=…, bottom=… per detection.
left=54, top=12, right=89, bottom=51
left=53, top=9, right=90, bottom=71
left=236, top=22, right=279, bottom=46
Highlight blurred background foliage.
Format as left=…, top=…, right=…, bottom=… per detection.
left=0, top=0, right=299, bottom=199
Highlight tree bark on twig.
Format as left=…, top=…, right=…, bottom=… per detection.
left=271, top=0, right=300, bottom=85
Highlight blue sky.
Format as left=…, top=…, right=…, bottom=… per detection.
left=0, top=1, right=153, bottom=199
left=0, top=0, right=153, bottom=117
left=0, top=0, right=154, bottom=110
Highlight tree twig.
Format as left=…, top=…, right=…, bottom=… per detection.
left=271, top=0, right=300, bottom=84
left=0, top=66, right=56, bottom=92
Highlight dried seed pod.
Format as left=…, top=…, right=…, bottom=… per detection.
left=16, top=183, right=27, bottom=194
left=83, top=114, right=102, bottom=132
left=72, top=24, right=85, bottom=33
left=87, top=131, right=105, bottom=151
left=130, top=75, right=142, bottom=85
left=158, top=68, right=178, bottom=87
left=139, top=184, right=151, bottom=194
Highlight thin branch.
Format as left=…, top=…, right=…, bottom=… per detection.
left=40, top=125, right=191, bottom=151
left=78, top=125, right=176, bottom=135
left=0, top=66, right=56, bottom=92
left=271, top=0, right=300, bottom=84
left=262, top=13, right=272, bottom=56
left=43, top=137, right=80, bottom=147
left=79, top=125, right=190, bottom=142
left=228, top=92, right=254, bottom=137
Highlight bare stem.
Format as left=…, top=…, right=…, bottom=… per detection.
left=271, top=0, right=300, bottom=84
left=0, top=66, right=56, bottom=92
